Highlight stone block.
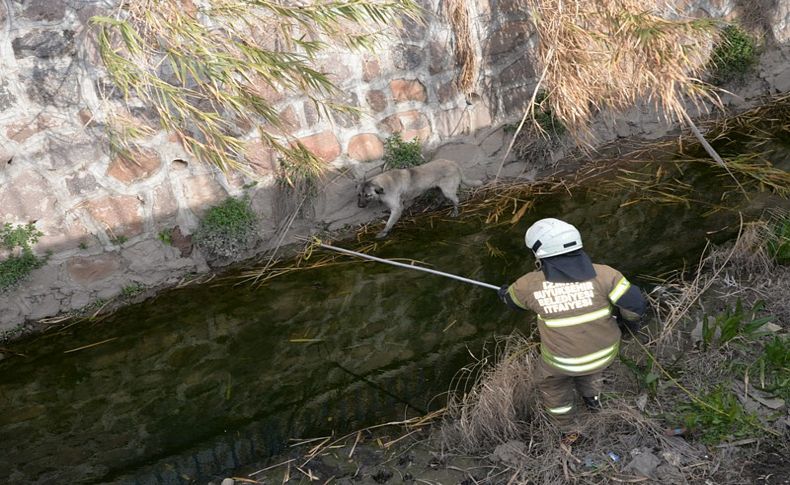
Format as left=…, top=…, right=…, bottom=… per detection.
left=316, top=56, right=353, bottom=85
left=169, top=226, right=193, bottom=257
left=347, top=134, right=384, bottom=162
left=477, top=126, right=507, bottom=156
left=296, top=130, right=341, bottom=163
left=378, top=110, right=432, bottom=141
left=38, top=216, right=92, bottom=253
left=243, top=139, right=276, bottom=178
left=67, top=254, right=123, bottom=286
left=12, top=30, right=75, bottom=58
left=497, top=56, right=536, bottom=86
left=26, top=61, right=81, bottom=108
left=486, top=21, right=531, bottom=57
left=20, top=0, right=67, bottom=22
left=24, top=293, right=60, bottom=321
left=182, top=174, right=228, bottom=217
left=434, top=107, right=467, bottom=138
left=303, top=100, right=321, bottom=126
left=429, top=40, right=452, bottom=74
left=278, top=105, right=300, bottom=134
left=498, top=0, right=530, bottom=16
left=107, top=148, right=162, bottom=184
left=47, top=136, right=106, bottom=170
left=84, top=195, right=145, bottom=239
left=468, top=102, right=493, bottom=133
left=65, top=171, right=100, bottom=197
left=5, top=116, right=53, bottom=143
left=393, top=44, right=424, bottom=70
left=152, top=183, right=179, bottom=227
left=0, top=172, right=57, bottom=221
left=0, top=79, right=16, bottom=111
left=390, top=79, right=427, bottom=102
left=362, top=58, right=380, bottom=82
left=330, top=92, right=360, bottom=128
left=366, top=89, right=387, bottom=113
left=400, top=17, right=429, bottom=42
left=248, top=78, right=284, bottom=104
left=437, top=80, right=460, bottom=104
left=772, top=2, right=790, bottom=43
left=122, top=239, right=172, bottom=275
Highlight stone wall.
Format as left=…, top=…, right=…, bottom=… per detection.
left=0, top=0, right=788, bottom=334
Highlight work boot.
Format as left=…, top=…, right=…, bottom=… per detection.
left=583, top=395, right=602, bottom=412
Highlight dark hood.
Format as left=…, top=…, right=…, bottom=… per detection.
left=541, top=249, right=596, bottom=283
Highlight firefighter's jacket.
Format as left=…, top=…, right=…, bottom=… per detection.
left=504, top=264, right=643, bottom=376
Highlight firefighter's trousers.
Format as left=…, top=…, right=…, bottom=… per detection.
left=537, top=358, right=604, bottom=431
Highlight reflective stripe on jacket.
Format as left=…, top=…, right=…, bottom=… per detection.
left=508, top=264, right=629, bottom=376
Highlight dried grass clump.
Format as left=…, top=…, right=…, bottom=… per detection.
left=441, top=334, right=539, bottom=452
left=445, top=0, right=478, bottom=95
left=525, top=0, right=721, bottom=145
left=439, top=334, right=710, bottom=484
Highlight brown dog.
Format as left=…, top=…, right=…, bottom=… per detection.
left=357, top=159, right=482, bottom=238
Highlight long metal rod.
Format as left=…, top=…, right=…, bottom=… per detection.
left=316, top=242, right=501, bottom=291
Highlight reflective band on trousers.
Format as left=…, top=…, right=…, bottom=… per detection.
left=539, top=306, right=612, bottom=328
left=547, top=404, right=573, bottom=415
left=541, top=342, right=619, bottom=373
left=609, top=277, right=631, bottom=303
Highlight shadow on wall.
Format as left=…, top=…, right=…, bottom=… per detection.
left=0, top=158, right=376, bottom=331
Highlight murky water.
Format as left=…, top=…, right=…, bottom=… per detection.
left=1, top=149, right=787, bottom=483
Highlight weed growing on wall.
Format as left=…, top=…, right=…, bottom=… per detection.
left=0, top=223, right=45, bottom=292
left=121, top=283, right=145, bottom=298
left=382, top=133, right=424, bottom=170
left=708, top=24, right=758, bottom=85
left=193, top=197, right=258, bottom=262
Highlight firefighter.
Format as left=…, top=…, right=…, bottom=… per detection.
left=498, top=218, right=646, bottom=442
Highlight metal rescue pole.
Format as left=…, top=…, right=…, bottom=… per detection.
left=315, top=241, right=501, bottom=291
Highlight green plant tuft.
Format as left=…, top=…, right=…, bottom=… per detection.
left=767, top=216, right=790, bottom=264
left=193, top=196, right=258, bottom=261
left=158, top=230, right=173, bottom=246
left=382, top=133, right=425, bottom=170
left=679, top=386, right=760, bottom=444
left=0, top=223, right=46, bottom=292
left=111, top=235, right=129, bottom=246
left=619, top=353, right=660, bottom=397
left=533, top=91, right=566, bottom=137
left=700, top=299, right=773, bottom=350
left=708, top=24, right=758, bottom=85
left=121, top=283, right=145, bottom=297
left=753, top=336, right=790, bottom=401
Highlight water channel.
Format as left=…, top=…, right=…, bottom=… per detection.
left=1, top=134, right=788, bottom=484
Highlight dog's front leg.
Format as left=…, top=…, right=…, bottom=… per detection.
left=376, top=203, right=402, bottom=239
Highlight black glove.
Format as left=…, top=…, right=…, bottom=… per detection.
left=498, top=284, right=510, bottom=304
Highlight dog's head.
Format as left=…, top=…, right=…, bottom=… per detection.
left=357, top=181, right=384, bottom=208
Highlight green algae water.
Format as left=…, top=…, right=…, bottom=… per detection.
left=1, top=150, right=787, bottom=484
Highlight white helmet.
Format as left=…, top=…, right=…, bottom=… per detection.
left=524, top=218, right=583, bottom=258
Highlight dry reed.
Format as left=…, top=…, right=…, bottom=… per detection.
left=446, top=0, right=478, bottom=95
left=524, top=0, right=721, bottom=145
